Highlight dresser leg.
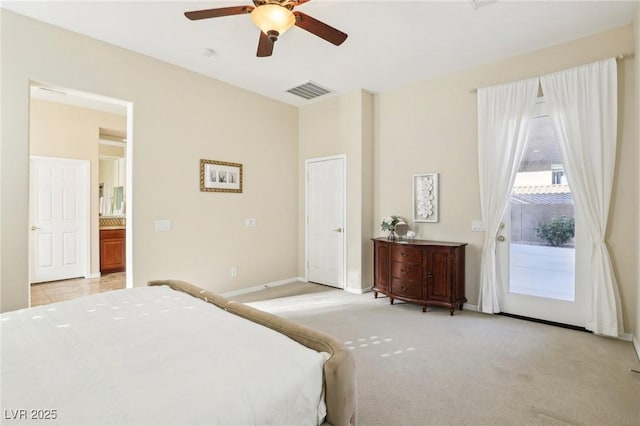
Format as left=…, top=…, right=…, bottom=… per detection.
left=374, top=291, right=378, bottom=298
left=390, top=298, right=394, bottom=305
left=449, top=307, right=455, bottom=316
left=422, top=306, right=427, bottom=313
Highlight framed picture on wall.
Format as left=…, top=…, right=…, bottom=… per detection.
left=413, top=173, right=438, bottom=222
left=200, top=159, right=243, bottom=193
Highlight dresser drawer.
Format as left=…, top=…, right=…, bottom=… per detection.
left=390, top=244, right=422, bottom=263
left=391, top=261, right=422, bottom=281
left=391, top=278, right=423, bottom=299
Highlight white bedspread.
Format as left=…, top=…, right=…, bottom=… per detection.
left=1, top=286, right=328, bottom=425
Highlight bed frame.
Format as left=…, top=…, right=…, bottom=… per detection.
left=148, top=280, right=357, bottom=426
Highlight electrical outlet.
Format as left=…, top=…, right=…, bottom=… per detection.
left=230, top=267, right=237, bottom=277
left=245, top=218, right=257, bottom=227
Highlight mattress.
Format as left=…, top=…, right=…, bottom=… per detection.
left=1, top=285, right=328, bottom=425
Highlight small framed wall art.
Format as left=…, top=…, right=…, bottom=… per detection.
left=200, top=159, right=243, bottom=193
left=413, top=173, right=439, bottom=223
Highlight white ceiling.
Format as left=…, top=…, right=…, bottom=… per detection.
left=3, top=1, right=637, bottom=108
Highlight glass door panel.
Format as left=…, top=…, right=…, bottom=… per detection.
left=497, top=98, right=588, bottom=327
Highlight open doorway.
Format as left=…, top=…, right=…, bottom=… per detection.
left=28, top=83, right=133, bottom=307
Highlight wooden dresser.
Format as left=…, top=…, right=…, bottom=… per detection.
left=372, top=238, right=467, bottom=315
left=100, top=228, right=126, bottom=273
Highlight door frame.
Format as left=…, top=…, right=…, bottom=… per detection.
left=304, top=154, right=347, bottom=288
left=124, top=102, right=134, bottom=289
left=28, top=81, right=134, bottom=290
left=496, top=95, right=590, bottom=328
left=29, top=155, right=91, bottom=283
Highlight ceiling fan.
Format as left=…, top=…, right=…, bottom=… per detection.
left=184, top=0, right=348, bottom=57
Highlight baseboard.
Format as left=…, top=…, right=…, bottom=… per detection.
left=633, top=335, right=640, bottom=361
left=345, top=285, right=372, bottom=295
left=221, top=276, right=303, bottom=298
left=616, top=333, right=633, bottom=342
left=87, top=272, right=101, bottom=279
left=463, top=303, right=478, bottom=311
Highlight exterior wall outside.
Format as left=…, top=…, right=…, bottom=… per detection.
left=1, top=10, right=299, bottom=312
left=510, top=203, right=574, bottom=246
left=30, top=99, right=126, bottom=276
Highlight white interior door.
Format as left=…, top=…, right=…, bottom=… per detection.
left=306, top=156, right=345, bottom=289
left=30, top=156, right=89, bottom=283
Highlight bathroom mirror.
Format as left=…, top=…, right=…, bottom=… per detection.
left=99, top=140, right=126, bottom=216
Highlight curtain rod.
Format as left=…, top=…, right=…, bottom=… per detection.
left=468, top=52, right=635, bottom=94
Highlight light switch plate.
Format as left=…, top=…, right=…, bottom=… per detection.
left=472, top=220, right=484, bottom=232
left=155, top=219, right=171, bottom=232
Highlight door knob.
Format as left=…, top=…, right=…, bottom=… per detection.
left=497, top=235, right=505, bottom=242
left=31, top=226, right=41, bottom=231
left=333, top=227, right=343, bottom=233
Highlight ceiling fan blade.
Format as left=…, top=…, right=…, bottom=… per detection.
left=293, top=12, right=347, bottom=46
left=184, top=6, right=254, bottom=21
left=257, top=31, right=274, bottom=57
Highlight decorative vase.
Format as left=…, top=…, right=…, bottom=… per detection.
left=387, top=230, right=397, bottom=240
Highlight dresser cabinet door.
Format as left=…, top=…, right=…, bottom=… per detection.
left=425, top=246, right=451, bottom=302
left=374, top=241, right=390, bottom=293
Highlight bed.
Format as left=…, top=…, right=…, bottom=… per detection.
left=1, top=279, right=356, bottom=426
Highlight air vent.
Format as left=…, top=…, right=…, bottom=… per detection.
left=286, top=81, right=332, bottom=100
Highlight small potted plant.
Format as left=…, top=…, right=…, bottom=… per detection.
left=381, top=215, right=402, bottom=240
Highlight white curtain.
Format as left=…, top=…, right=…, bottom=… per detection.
left=540, top=59, right=623, bottom=336
left=477, top=78, right=539, bottom=313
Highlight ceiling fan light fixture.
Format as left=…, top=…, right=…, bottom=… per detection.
left=251, top=4, right=295, bottom=39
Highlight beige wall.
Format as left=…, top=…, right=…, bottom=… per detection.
left=30, top=99, right=126, bottom=276
left=298, top=90, right=374, bottom=291
left=99, top=144, right=125, bottom=158
left=635, top=2, right=640, bottom=353
left=1, top=10, right=299, bottom=312
left=374, top=25, right=637, bottom=334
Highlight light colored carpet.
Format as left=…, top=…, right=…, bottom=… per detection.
left=231, top=282, right=640, bottom=426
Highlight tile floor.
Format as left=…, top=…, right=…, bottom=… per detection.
left=30, top=272, right=126, bottom=307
